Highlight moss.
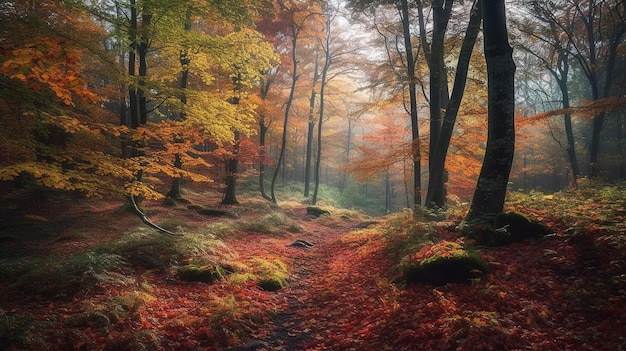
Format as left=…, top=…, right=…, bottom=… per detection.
left=402, top=241, right=488, bottom=286
left=258, top=275, right=287, bottom=291
left=463, top=211, right=551, bottom=246
left=177, top=263, right=224, bottom=283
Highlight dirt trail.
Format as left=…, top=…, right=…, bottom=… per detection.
left=227, top=209, right=394, bottom=351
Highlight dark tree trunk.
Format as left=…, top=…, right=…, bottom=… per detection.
left=259, top=117, right=271, bottom=201
left=222, top=92, right=240, bottom=206
left=128, top=0, right=140, bottom=130
left=138, top=9, right=151, bottom=125
left=425, top=0, right=453, bottom=209
left=167, top=7, right=192, bottom=199
left=399, top=0, right=422, bottom=211
left=465, top=0, right=516, bottom=223
left=426, top=0, right=481, bottom=209
left=222, top=148, right=240, bottom=205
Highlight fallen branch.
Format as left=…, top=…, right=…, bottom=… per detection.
left=130, top=194, right=183, bottom=236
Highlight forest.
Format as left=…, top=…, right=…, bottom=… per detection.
left=0, top=0, right=625, bottom=350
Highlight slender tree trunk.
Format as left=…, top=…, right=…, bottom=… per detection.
left=341, top=118, right=353, bottom=193
left=222, top=137, right=240, bottom=205
left=465, top=0, right=516, bottom=223
left=399, top=0, right=422, bottom=212
left=271, top=30, right=299, bottom=203
left=138, top=8, right=151, bottom=125
left=304, top=51, right=320, bottom=198
left=426, top=0, right=481, bottom=208
left=128, top=0, right=139, bottom=131
left=424, top=0, right=453, bottom=209
left=167, top=7, right=192, bottom=199
left=259, top=116, right=272, bottom=200
left=258, top=71, right=273, bottom=201
left=222, top=94, right=240, bottom=205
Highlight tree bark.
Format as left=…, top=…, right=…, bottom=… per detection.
left=167, top=7, right=192, bottom=199
left=465, top=0, right=516, bottom=223
left=222, top=97, right=240, bottom=205
left=271, top=25, right=300, bottom=203
left=305, top=51, right=320, bottom=198
left=399, top=0, right=422, bottom=212
left=426, top=0, right=481, bottom=209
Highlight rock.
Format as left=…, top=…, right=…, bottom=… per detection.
left=287, top=239, right=314, bottom=249
left=403, top=241, right=489, bottom=286
left=306, top=206, right=329, bottom=217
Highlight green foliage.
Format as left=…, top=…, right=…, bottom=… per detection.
left=103, top=329, right=161, bottom=351
left=0, top=309, right=36, bottom=351
left=381, top=210, right=436, bottom=263
left=64, top=310, right=112, bottom=330
left=238, top=212, right=288, bottom=234
left=247, top=258, right=289, bottom=291
left=1, top=251, right=130, bottom=296
left=98, top=225, right=225, bottom=269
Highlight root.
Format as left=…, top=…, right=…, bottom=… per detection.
left=130, top=194, right=183, bottom=236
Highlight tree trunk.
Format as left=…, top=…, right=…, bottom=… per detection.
left=426, top=0, right=481, bottom=209
left=259, top=115, right=271, bottom=201
left=305, top=52, right=320, bottom=198
left=128, top=0, right=140, bottom=130
left=167, top=7, right=192, bottom=199
left=222, top=94, right=240, bottom=206
left=138, top=8, right=151, bottom=125
left=465, top=0, right=516, bottom=223
left=271, top=27, right=299, bottom=203
left=399, top=0, right=422, bottom=212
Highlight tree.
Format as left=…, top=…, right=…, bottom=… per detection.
left=526, top=0, right=626, bottom=178
left=270, top=0, right=319, bottom=203
left=0, top=0, right=133, bottom=197
left=465, top=0, right=516, bottom=223
left=424, top=0, right=482, bottom=209
left=348, top=0, right=423, bottom=212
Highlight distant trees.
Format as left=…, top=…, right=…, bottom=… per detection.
left=518, top=0, right=626, bottom=182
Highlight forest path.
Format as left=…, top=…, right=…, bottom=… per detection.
left=227, top=207, right=398, bottom=351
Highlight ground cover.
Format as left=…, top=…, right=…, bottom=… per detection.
left=0, top=182, right=624, bottom=350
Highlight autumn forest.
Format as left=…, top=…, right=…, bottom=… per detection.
left=1, top=0, right=625, bottom=350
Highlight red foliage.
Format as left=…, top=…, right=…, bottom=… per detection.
left=0, top=194, right=624, bottom=350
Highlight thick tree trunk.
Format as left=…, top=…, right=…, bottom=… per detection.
left=465, top=0, right=515, bottom=223
left=425, top=0, right=453, bottom=209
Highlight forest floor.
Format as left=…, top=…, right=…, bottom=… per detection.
left=0, top=184, right=625, bottom=351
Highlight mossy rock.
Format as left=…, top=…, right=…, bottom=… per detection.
left=465, top=211, right=551, bottom=246
left=177, top=263, right=224, bottom=283
left=306, top=206, right=330, bottom=217
left=258, top=275, right=287, bottom=292
left=403, top=241, right=488, bottom=286
left=494, top=211, right=551, bottom=239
